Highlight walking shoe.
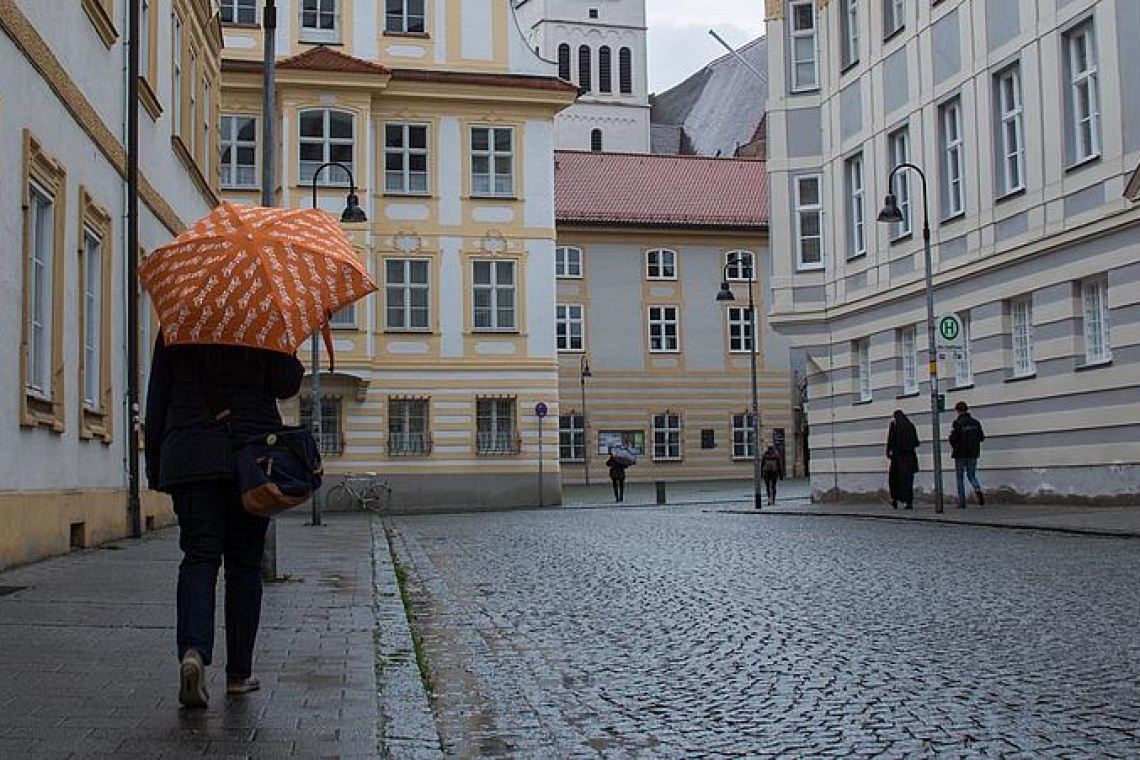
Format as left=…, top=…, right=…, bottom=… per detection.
left=891, top=500, right=898, bottom=510
left=976, top=491, right=986, bottom=506
left=178, top=649, right=208, bottom=709
left=226, top=676, right=260, bottom=695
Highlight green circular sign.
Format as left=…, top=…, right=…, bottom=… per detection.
left=938, top=316, right=960, bottom=341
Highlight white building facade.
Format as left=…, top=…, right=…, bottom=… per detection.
left=766, top=0, right=1140, bottom=503
left=513, top=0, right=650, bottom=152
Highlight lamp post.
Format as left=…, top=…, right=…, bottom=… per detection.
left=309, top=162, right=367, bottom=526
left=580, top=356, right=592, bottom=485
left=877, top=163, right=945, bottom=513
left=716, top=253, right=763, bottom=511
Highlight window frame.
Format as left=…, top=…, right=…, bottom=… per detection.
left=383, top=122, right=430, bottom=195
left=883, top=0, right=905, bottom=38
left=995, top=65, right=1025, bottom=197
left=840, top=0, right=860, bottom=69
left=388, top=397, right=432, bottom=456
left=578, top=44, right=593, bottom=92
left=619, top=47, right=633, bottom=94
left=652, top=412, right=683, bottom=462
left=788, top=0, right=819, bottom=92
left=855, top=337, right=872, bottom=402
left=939, top=98, right=965, bottom=219
left=732, top=413, right=756, bottom=460
left=846, top=152, right=866, bottom=259
left=220, top=0, right=257, bottom=25
left=725, top=250, right=755, bottom=282
left=300, top=395, right=344, bottom=455
left=954, top=311, right=973, bottom=388
left=471, top=259, right=517, bottom=332
left=647, top=305, right=680, bottom=353
left=300, top=0, right=341, bottom=44
left=385, top=0, right=426, bottom=34
left=728, top=306, right=754, bottom=353
left=598, top=46, right=613, bottom=93
left=645, top=248, right=677, bottom=280
left=1064, top=19, right=1100, bottom=166
left=220, top=114, right=259, bottom=190
left=556, top=303, right=585, bottom=352
left=1081, top=277, right=1111, bottom=365
left=559, top=413, right=586, bottom=462
left=384, top=257, right=431, bottom=332
left=899, top=324, right=918, bottom=395
left=469, top=126, right=516, bottom=198
left=476, top=397, right=519, bottom=455
left=1010, top=295, right=1035, bottom=378
left=794, top=174, right=824, bottom=270
left=78, top=188, right=114, bottom=441
left=555, top=245, right=582, bottom=278
left=888, top=128, right=912, bottom=238
left=299, top=108, right=355, bottom=187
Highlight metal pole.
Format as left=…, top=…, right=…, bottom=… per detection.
left=309, top=175, right=323, bottom=527
left=580, top=358, right=590, bottom=486
left=260, top=0, right=281, bottom=577
left=919, top=185, right=945, bottom=513
left=126, top=0, right=142, bottom=538
left=747, top=278, right=763, bottom=511
left=538, top=415, right=544, bottom=507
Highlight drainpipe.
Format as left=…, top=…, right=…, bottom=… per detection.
left=126, top=0, right=142, bottom=538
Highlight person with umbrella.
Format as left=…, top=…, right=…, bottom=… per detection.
left=141, top=203, right=377, bottom=708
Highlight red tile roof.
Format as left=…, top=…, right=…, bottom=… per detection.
left=276, top=45, right=390, bottom=75
left=555, top=151, right=768, bottom=228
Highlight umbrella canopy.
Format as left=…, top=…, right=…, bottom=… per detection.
left=139, top=202, right=377, bottom=354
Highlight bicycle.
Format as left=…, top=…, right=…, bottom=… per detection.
left=324, top=473, right=392, bottom=512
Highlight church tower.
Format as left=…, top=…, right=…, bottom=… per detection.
left=513, top=0, right=650, bottom=153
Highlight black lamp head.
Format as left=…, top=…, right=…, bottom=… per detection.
left=340, top=192, right=367, bottom=223
left=581, top=357, right=592, bottom=378
left=716, top=281, right=735, bottom=302
left=877, top=193, right=903, bottom=223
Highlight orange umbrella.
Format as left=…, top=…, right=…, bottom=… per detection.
left=139, top=202, right=376, bottom=355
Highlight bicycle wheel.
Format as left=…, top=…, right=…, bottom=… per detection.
left=360, top=482, right=388, bottom=511
left=324, top=482, right=356, bottom=512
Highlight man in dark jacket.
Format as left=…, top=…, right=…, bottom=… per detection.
left=145, top=334, right=304, bottom=708
left=948, top=401, right=985, bottom=508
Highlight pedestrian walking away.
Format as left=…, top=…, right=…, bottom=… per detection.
left=760, top=445, right=783, bottom=506
left=605, top=447, right=634, bottom=502
left=948, top=400, right=986, bottom=509
left=145, top=334, right=304, bottom=709
left=886, top=410, right=920, bottom=509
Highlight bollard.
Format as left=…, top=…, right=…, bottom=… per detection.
left=655, top=481, right=667, bottom=505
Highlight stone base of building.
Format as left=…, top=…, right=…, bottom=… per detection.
left=319, top=471, right=563, bottom=513
left=0, top=489, right=175, bottom=572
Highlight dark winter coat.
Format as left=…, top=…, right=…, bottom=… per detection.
left=886, top=418, right=920, bottom=471
left=144, top=335, right=305, bottom=493
left=605, top=457, right=628, bottom=481
left=949, top=413, right=985, bottom=459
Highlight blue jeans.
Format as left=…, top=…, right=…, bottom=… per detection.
left=173, top=481, right=269, bottom=679
left=955, top=458, right=982, bottom=505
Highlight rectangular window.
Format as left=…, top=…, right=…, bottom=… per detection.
left=389, top=398, right=431, bottom=456
left=384, top=123, right=429, bottom=194
left=846, top=152, right=865, bottom=258
left=645, top=248, right=676, bottom=279
left=172, top=13, right=183, bottom=138
left=789, top=0, right=818, bottom=91
left=652, top=413, right=682, bottom=461
left=556, top=304, right=584, bottom=351
left=220, top=0, right=256, bottom=24
left=1081, top=277, right=1110, bottom=364
left=995, top=66, right=1025, bottom=196
left=385, top=258, right=430, bottom=331
left=884, top=0, right=905, bottom=37
left=300, top=109, right=354, bottom=185
left=140, top=0, right=152, bottom=81
left=794, top=174, right=823, bottom=269
left=300, top=0, right=340, bottom=43
left=329, top=304, right=356, bottom=328
left=725, top=250, right=754, bottom=282
left=385, top=0, right=425, bottom=33
left=27, top=185, right=54, bottom=399
left=855, top=337, right=872, bottom=402
left=476, top=397, right=518, bottom=454
left=79, top=191, right=112, bottom=440
left=889, top=128, right=911, bottom=237
left=472, top=259, right=516, bottom=331
left=1010, top=295, right=1035, bottom=377
left=954, top=311, right=973, bottom=387
left=81, top=228, right=103, bottom=410
left=300, top=396, right=343, bottom=455
left=470, top=126, right=515, bottom=197
left=728, top=306, right=754, bottom=353
left=648, top=305, right=679, bottom=352
left=732, top=413, right=756, bottom=459
left=1064, top=20, right=1100, bottom=165
left=189, top=50, right=198, bottom=157
left=220, top=115, right=258, bottom=188
left=202, top=79, right=212, bottom=175
left=939, top=99, right=965, bottom=218
left=841, top=0, right=860, bottom=68
left=555, top=246, right=582, bottom=278
left=898, top=325, right=918, bottom=395
left=559, top=413, right=585, bottom=462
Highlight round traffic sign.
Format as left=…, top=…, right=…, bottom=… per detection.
left=936, top=314, right=965, bottom=350
left=534, top=402, right=548, bottom=418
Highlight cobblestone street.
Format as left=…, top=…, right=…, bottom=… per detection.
left=387, top=505, right=1140, bottom=757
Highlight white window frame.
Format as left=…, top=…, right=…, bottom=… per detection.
left=476, top=397, right=518, bottom=455
left=556, top=303, right=584, bottom=351
left=725, top=250, right=755, bottom=282
left=385, top=258, right=430, bottom=331
left=855, top=338, right=872, bottom=402
left=1081, top=277, right=1111, bottom=364
left=646, top=248, right=677, bottom=280
left=385, top=0, right=425, bottom=33
left=794, top=174, right=824, bottom=270
left=940, top=99, right=964, bottom=218
left=899, top=325, right=918, bottom=395
left=841, top=0, right=860, bottom=68
left=300, top=0, right=340, bottom=43
left=1065, top=20, right=1100, bottom=164
left=188, top=50, right=198, bottom=157
left=954, top=311, right=973, bottom=388
left=889, top=129, right=911, bottom=238
left=728, top=306, right=754, bottom=353
left=220, top=0, right=256, bottom=25
left=789, top=0, right=818, bottom=92
left=652, top=413, right=683, bottom=462
left=383, top=122, right=429, bottom=195
left=884, top=0, right=905, bottom=37
left=556, top=246, right=582, bottom=278
left=328, top=304, right=356, bottom=329
left=559, top=413, right=585, bottom=462
left=300, top=395, right=343, bottom=455
left=172, top=13, right=183, bottom=138
left=388, top=397, right=431, bottom=456
left=27, top=183, right=54, bottom=399
left=732, top=413, right=756, bottom=459
left=1011, top=295, right=1035, bottom=378
left=470, top=126, right=515, bottom=197
left=299, top=109, right=354, bottom=186
left=648, top=305, right=679, bottom=353
left=220, top=115, right=258, bottom=189
left=202, top=79, right=211, bottom=176
left=996, top=66, right=1025, bottom=196
left=82, top=226, right=104, bottom=411
left=139, top=0, right=151, bottom=80
left=846, top=153, right=865, bottom=258
left=472, top=259, right=516, bottom=331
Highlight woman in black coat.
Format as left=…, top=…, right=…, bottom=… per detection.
left=145, top=334, right=303, bottom=708
left=886, top=410, right=920, bottom=509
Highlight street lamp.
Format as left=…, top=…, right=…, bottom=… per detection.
left=580, top=356, right=592, bottom=485
left=716, top=252, right=763, bottom=511
left=309, top=162, right=367, bottom=526
left=877, top=163, right=945, bottom=513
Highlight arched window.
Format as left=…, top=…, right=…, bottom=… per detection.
left=299, top=108, right=354, bottom=185
left=557, top=43, right=571, bottom=81
left=590, top=129, right=603, bottom=152
left=578, top=45, right=592, bottom=92
left=619, top=47, right=632, bottom=94
left=724, top=250, right=756, bottom=282
left=598, top=46, right=612, bottom=93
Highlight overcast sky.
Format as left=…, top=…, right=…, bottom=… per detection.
left=646, top=0, right=766, bottom=94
